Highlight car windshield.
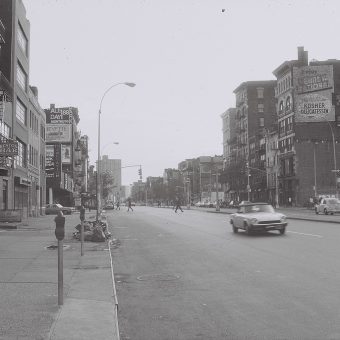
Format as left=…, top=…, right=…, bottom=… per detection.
left=55, top=204, right=63, bottom=208
left=243, top=204, right=275, bottom=213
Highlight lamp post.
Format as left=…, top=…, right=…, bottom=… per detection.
left=97, top=82, right=135, bottom=221
left=323, top=119, right=338, bottom=198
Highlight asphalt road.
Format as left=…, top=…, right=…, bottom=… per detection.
left=108, top=206, right=340, bottom=340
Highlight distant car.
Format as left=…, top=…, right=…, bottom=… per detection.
left=315, top=198, right=340, bottom=215
left=104, top=203, right=114, bottom=210
left=239, top=200, right=252, bottom=206
left=230, top=202, right=287, bottom=235
left=45, top=203, right=73, bottom=215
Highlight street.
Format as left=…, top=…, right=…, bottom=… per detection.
left=108, top=206, right=340, bottom=340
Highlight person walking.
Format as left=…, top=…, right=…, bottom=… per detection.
left=127, top=198, right=134, bottom=212
left=174, top=197, right=183, bottom=213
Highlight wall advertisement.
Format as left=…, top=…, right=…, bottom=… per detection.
left=46, top=124, right=72, bottom=142
left=293, top=65, right=335, bottom=122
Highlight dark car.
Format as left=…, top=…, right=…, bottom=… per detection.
left=45, top=203, right=73, bottom=215
left=104, top=203, right=114, bottom=210
left=230, top=202, right=287, bottom=235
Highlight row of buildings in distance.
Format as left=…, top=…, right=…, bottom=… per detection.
left=131, top=47, right=340, bottom=207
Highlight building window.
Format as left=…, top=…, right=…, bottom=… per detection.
left=257, top=87, right=264, bottom=99
left=286, top=96, right=291, bottom=111
left=0, top=121, right=10, bottom=138
left=279, top=101, right=284, bottom=114
left=17, top=62, right=27, bottom=91
left=40, top=124, right=45, bottom=140
left=16, top=139, right=26, bottom=168
left=257, top=103, right=264, bottom=113
left=17, top=23, right=28, bottom=55
left=16, top=98, right=27, bottom=125
left=259, top=118, right=264, bottom=127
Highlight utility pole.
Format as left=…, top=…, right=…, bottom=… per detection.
left=215, top=171, right=220, bottom=211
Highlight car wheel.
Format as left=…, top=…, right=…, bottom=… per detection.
left=331, top=212, right=334, bottom=215
left=315, top=208, right=319, bottom=215
left=232, top=225, right=238, bottom=233
left=279, top=227, right=286, bottom=235
left=324, top=208, right=328, bottom=215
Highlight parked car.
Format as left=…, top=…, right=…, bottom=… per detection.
left=230, top=202, right=287, bottom=235
left=104, top=203, right=114, bottom=210
left=45, top=203, right=73, bottom=215
left=315, top=197, right=340, bottom=215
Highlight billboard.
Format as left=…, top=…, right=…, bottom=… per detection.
left=46, top=124, right=72, bottom=142
left=45, top=107, right=76, bottom=124
left=293, top=65, right=334, bottom=122
left=61, top=144, right=71, bottom=164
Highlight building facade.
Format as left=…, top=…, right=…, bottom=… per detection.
left=223, top=80, right=276, bottom=202
left=98, top=155, right=121, bottom=202
left=44, top=104, right=81, bottom=207
left=0, top=0, right=46, bottom=217
left=273, top=47, right=340, bottom=206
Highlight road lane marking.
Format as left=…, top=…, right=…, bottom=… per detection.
left=287, top=231, right=323, bottom=238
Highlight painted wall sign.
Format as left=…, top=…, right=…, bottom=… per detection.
left=294, top=65, right=335, bottom=122
left=294, top=65, right=333, bottom=94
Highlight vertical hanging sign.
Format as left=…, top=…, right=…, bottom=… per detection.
left=0, top=91, right=5, bottom=121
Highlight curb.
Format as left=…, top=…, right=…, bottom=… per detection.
left=108, top=238, right=120, bottom=340
left=203, top=208, right=340, bottom=224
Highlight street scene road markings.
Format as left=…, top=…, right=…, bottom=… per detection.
left=287, top=231, right=323, bottom=238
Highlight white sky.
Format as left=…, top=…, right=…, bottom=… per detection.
left=23, top=0, right=339, bottom=185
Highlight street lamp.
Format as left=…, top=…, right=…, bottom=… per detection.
left=322, top=118, right=338, bottom=198
left=97, top=82, right=136, bottom=220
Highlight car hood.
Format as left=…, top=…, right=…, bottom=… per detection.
left=232, top=212, right=286, bottom=220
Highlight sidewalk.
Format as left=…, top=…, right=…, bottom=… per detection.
left=0, top=211, right=119, bottom=340
left=192, top=205, right=340, bottom=224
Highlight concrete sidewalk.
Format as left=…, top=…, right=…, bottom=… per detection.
left=0, top=211, right=119, bottom=340
left=192, top=205, right=340, bottom=224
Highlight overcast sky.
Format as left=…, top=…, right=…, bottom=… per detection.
left=24, top=0, right=339, bottom=185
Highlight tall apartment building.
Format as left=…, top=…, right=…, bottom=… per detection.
left=98, top=155, right=121, bottom=202
left=273, top=47, right=340, bottom=205
left=221, top=108, right=236, bottom=200
left=0, top=0, right=46, bottom=217
left=227, top=80, right=276, bottom=202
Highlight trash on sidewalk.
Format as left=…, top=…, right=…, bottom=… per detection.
left=73, top=220, right=111, bottom=242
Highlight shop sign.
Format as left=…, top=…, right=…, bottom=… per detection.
left=20, top=177, right=32, bottom=186
left=0, top=96, right=4, bottom=121
left=0, top=140, right=18, bottom=156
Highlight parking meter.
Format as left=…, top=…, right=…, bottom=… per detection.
left=55, top=213, right=65, bottom=240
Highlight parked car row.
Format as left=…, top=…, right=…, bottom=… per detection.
left=315, top=197, right=340, bottom=215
